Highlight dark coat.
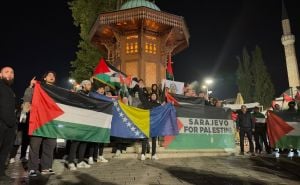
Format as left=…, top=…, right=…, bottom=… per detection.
left=138, top=88, right=160, bottom=109
left=236, top=111, right=255, bottom=130
left=0, top=80, right=16, bottom=127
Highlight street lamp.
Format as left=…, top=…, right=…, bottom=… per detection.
left=205, top=78, right=213, bottom=85
left=68, top=78, right=77, bottom=91
left=69, top=78, right=75, bottom=84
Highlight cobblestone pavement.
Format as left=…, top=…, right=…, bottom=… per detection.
left=2, top=154, right=300, bottom=185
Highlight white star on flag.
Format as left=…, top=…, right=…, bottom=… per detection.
left=122, top=117, right=128, bottom=122
left=131, top=127, right=136, bottom=132
left=119, top=112, right=124, bottom=117
left=113, top=101, right=118, bottom=106
left=135, top=130, right=140, bottom=136
left=126, top=122, right=131, bottom=127
left=116, top=107, right=120, bottom=112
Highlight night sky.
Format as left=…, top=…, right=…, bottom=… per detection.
left=1, top=0, right=300, bottom=100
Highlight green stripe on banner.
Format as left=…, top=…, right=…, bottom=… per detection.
left=33, top=120, right=110, bottom=143
left=275, top=135, right=300, bottom=148
left=167, top=134, right=235, bottom=149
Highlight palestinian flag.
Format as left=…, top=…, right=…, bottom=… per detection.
left=93, top=58, right=126, bottom=89
left=164, top=104, right=235, bottom=149
left=29, top=83, right=113, bottom=143
left=166, top=57, right=174, bottom=80
left=266, top=111, right=300, bottom=148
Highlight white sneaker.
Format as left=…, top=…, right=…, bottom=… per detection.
left=97, top=156, right=108, bottom=163
left=151, top=154, right=159, bottom=160
left=113, top=150, right=121, bottom=158
left=140, top=154, right=146, bottom=161
left=68, top=163, right=77, bottom=171
left=28, top=170, right=38, bottom=177
left=122, top=150, right=127, bottom=154
left=9, top=158, right=16, bottom=164
left=41, top=169, right=55, bottom=175
left=88, top=157, right=94, bottom=165
left=77, top=161, right=91, bottom=168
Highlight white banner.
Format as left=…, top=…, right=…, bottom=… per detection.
left=178, top=117, right=234, bottom=134
left=162, top=79, right=185, bottom=95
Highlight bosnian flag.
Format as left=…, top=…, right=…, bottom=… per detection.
left=29, top=83, right=113, bottom=143
left=110, top=101, right=178, bottom=139
left=266, top=111, right=300, bottom=148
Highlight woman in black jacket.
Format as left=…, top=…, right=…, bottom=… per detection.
left=138, top=81, right=161, bottom=160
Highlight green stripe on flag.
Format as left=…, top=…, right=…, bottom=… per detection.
left=33, top=120, right=110, bottom=143
left=94, top=74, right=120, bottom=89
left=167, top=134, right=235, bottom=149
left=166, top=73, right=174, bottom=81
left=275, top=135, right=300, bottom=148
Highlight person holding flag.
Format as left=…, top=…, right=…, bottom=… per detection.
left=138, top=80, right=161, bottom=160
left=67, top=80, right=92, bottom=170
left=26, top=71, right=57, bottom=177
left=252, top=107, right=271, bottom=154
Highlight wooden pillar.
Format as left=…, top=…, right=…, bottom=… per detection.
left=139, top=20, right=145, bottom=81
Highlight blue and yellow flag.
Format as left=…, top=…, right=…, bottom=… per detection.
left=110, top=101, right=178, bottom=139
left=111, top=100, right=150, bottom=138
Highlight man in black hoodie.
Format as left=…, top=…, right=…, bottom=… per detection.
left=237, top=105, right=255, bottom=155
left=0, top=66, right=16, bottom=180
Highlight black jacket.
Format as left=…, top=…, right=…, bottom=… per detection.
left=138, top=88, right=160, bottom=109
left=0, top=80, right=16, bottom=127
left=236, top=111, right=254, bottom=130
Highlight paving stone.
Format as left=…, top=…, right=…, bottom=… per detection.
left=2, top=155, right=300, bottom=185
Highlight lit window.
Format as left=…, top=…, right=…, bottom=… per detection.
left=134, top=42, right=138, bottom=53
left=126, top=35, right=138, bottom=55
left=145, top=43, right=156, bottom=54
left=145, top=43, right=149, bottom=53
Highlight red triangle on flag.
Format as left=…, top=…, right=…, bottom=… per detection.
left=29, top=83, right=64, bottom=135
left=266, top=111, right=294, bottom=147
left=166, top=91, right=179, bottom=106
left=94, top=58, right=110, bottom=75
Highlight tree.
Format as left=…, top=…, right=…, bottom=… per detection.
left=68, top=0, right=117, bottom=82
left=251, top=46, right=275, bottom=108
left=236, top=47, right=253, bottom=103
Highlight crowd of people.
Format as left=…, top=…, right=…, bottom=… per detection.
left=1, top=65, right=298, bottom=181
left=234, top=101, right=299, bottom=157
left=0, top=67, right=169, bottom=180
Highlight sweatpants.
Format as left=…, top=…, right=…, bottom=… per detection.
left=28, top=136, right=56, bottom=171
left=254, top=125, right=270, bottom=153
left=68, top=141, right=87, bottom=163
left=89, top=143, right=104, bottom=159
